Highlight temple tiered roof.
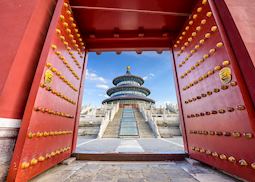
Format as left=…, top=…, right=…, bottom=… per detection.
left=102, top=66, right=155, bottom=104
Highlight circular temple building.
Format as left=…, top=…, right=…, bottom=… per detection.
left=102, top=66, right=155, bottom=105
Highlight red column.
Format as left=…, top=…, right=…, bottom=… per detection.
left=0, top=0, right=56, bottom=181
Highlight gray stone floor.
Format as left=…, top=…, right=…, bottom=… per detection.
left=30, top=137, right=240, bottom=181
left=76, top=137, right=184, bottom=153
left=31, top=160, right=239, bottom=182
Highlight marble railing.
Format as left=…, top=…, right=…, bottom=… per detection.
left=138, top=105, right=161, bottom=138
left=97, top=103, right=119, bottom=138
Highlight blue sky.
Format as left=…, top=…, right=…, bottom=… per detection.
left=82, top=51, right=177, bottom=107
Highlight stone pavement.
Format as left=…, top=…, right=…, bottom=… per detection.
left=30, top=136, right=240, bottom=182
left=31, top=160, right=240, bottom=182
left=76, top=136, right=184, bottom=153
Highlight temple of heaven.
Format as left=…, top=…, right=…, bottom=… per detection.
left=102, top=66, right=155, bottom=105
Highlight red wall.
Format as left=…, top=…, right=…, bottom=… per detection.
left=213, top=0, right=255, bottom=110
left=0, top=0, right=56, bottom=119
left=120, top=104, right=139, bottom=109
left=224, top=0, right=255, bottom=66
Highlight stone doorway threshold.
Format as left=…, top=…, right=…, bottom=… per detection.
left=74, top=152, right=187, bottom=161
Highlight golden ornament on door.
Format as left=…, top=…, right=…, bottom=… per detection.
left=44, top=69, right=53, bottom=86
left=219, top=67, right=232, bottom=84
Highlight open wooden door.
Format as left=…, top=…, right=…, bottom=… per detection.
left=7, top=0, right=86, bottom=181
left=6, top=0, right=255, bottom=181
left=172, top=0, right=255, bottom=181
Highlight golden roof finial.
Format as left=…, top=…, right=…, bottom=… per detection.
left=126, top=66, right=131, bottom=74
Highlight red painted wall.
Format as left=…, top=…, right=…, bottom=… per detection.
left=212, top=0, right=255, bottom=113
left=224, top=0, right=255, bottom=66
left=120, top=104, right=138, bottom=109
left=0, top=0, right=56, bottom=119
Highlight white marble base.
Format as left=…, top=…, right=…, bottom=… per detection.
left=0, top=127, right=19, bottom=181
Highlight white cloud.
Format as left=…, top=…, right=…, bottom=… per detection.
left=96, top=84, right=109, bottom=90
left=98, top=94, right=109, bottom=98
left=86, top=69, right=107, bottom=84
left=143, top=73, right=155, bottom=80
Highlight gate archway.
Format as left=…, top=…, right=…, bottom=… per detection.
left=4, top=0, right=255, bottom=181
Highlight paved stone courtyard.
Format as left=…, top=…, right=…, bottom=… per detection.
left=31, top=137, right=241, bottom=182
left=31, top=160, right=240, bottom=182
left=76, top=137, right=184, bottom=153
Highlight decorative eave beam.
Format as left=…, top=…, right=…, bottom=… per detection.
left=70, top=6, right=191, bottom=17
left=84, top=31, right=176, bottom=40
left=84, top=32, right=173, bottom=51
left=85, top=40, right=171, bottom=52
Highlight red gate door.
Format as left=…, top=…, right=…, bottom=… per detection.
left=172, top=0, right=255, bottom=181
left=7, top=0, right=86, bottom=181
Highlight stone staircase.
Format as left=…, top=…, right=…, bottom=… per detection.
left=102, top=109, right=123, bottom=138
left=103, top=108, right=155, bottom=138
left=134, top=109, right=155, bottom=138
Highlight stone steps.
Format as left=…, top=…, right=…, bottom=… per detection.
left=134, top=109, right=155, bottom=138
left=103, top=108, right=155, bottom=138
left=102, top=109, right=123, bottom=138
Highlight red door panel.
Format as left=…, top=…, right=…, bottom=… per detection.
left=7, top=0, right=86, bottom=181
left=173, top=0, right=255, bottom=181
